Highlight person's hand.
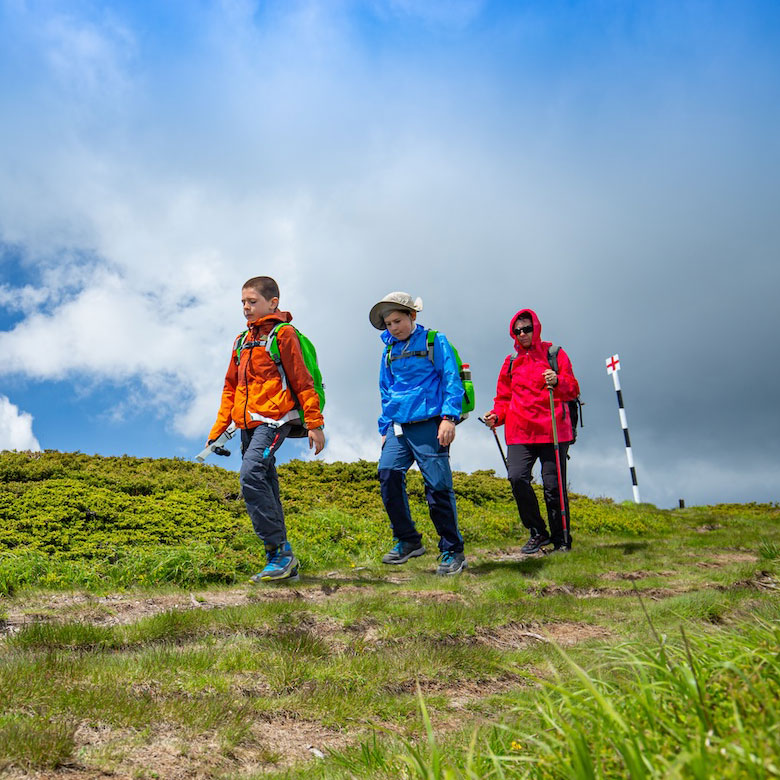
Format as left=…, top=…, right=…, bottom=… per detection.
left=308, top=427, right=325, bottom=455
left=543, top=369, right=558, bottom=387
left=438, top=419, right=456, bottom=447
left=482, top=412, right=498, bottom=429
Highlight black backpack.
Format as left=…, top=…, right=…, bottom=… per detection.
left=508, top=345, right=584, bottom=443
left=547, top=345, right=583, bottom=443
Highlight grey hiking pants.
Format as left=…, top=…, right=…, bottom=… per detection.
left=240, top=422, right=293, bottom=550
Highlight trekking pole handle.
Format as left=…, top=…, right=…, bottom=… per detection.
left=195, top=423, right=237, bottom=463
left=478, top=416, right=508, bottom=471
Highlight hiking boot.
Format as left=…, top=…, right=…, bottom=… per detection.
left=521, top=532, right=551, bottom=554
left=250, top=541, right=299, bottom=582
left=381, top=540, right=426, bottom=565
left=436, top=551, right=467, bottom=576
left=546, top=544, right=571, bottom=556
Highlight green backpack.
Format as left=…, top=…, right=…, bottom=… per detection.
left=234, top=323, right=325, bottom=438
left=384, top=329, right=475, bottom=422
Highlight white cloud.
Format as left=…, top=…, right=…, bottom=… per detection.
left=319, top=408, right=382, bottom=464
left=0, top=283, right=49, bottom=314
left=0, top=0, right=778, bottom=506
left=0, top=396, right=40, bottom=452
left=42, top=8, right=136, bottom=99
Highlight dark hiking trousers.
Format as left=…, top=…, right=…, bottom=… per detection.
left=378, top=419, right=464, bottom=553
left=507, top=442, right=571, bottom=548
left=240, top=422, right=292, bottom=550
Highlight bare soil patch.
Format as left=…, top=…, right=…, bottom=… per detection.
left=0, top=583, right=460, bottom=636
left=1, top=717, right=351, bottom=779
left=695, top=551, right=759, bottom=567
left=386, top=673, right=528, bottom=708
left=488, top=546, right=544, bottom=562
left=719, top=570, right=778, bottom=592
left=601, top=570, right=678, bottom=581
left=476, top=621, right=612, bottom=648
left=527, top=583, right=689, bottom=599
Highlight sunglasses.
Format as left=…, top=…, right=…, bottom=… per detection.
left=513, top=324, right=533, bottom=335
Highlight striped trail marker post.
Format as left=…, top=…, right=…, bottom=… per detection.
left=606, top=354, right=641, bottom=503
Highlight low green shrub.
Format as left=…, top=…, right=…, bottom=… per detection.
left=0, top=451, right=677, bottom=592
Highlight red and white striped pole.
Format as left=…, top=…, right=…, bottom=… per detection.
left=606, top=354, right=640, bottom=503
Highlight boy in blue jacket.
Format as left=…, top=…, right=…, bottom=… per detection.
left=369, top=291, right=467, bottom=576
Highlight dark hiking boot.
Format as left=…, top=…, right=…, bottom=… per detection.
left=436, top=551, right=467, bottom=576
left=250, top=541, right=299, bottom=582
left=546, top=544, right=571, bottom=555
left=382, top=540, right=426, bottom=564
left=521, top=532, right=551, bottom=554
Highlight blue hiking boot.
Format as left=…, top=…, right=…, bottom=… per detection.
left=381, top=540, right=426, bottom=565
left=436, top=550, right=467, bottom=576
left=250, top=541, right=299, bottom=582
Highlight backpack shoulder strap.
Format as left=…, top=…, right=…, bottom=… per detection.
left=266, top=322, right=296, bottom=364
left=547, top=344, right=561, bottom=373
left=233, top=330, right=249, bottom=365
left=426, top=329, right=437, bottom=363
left=386, top=329, right=432, bottom=367
left=266, top=322, right=298, bottom=393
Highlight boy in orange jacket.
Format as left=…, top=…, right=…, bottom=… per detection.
left=206, top=276, right=325, bottom=581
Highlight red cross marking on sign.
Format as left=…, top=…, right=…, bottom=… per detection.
left=607, top=355, right=620, bottom=372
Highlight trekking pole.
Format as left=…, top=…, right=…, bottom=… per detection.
left=547, top=384, right=570, bottom=547
left=195, top=423, right=237, bottom=463
left=478, top=416, right=508, bottom=472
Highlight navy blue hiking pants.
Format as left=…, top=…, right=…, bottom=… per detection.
left=378, top=419, right=464, bottom=553
left=506, top=442, right=571, bottom=547
left=240, top=422, right=292, bottom=550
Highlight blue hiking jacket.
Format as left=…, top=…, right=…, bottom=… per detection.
left=378, top=323, right=464, bottom=435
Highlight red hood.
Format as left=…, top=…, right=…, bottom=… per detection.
left=510, top=308, right=542, bottom=351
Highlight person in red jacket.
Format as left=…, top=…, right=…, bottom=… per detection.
left=207, top=276, right=325, bottom=582
left=483, top=309, right=580, bottom=554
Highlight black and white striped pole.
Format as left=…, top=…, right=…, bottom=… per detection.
left=606, top=354, right=640, bottom=503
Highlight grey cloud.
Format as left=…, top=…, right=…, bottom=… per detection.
left=1, top=1, right=778, bottom=506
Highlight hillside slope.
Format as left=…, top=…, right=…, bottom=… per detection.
left=1, top=450, right=778, bottom=778
left=0, top=450, right=677, bottom=592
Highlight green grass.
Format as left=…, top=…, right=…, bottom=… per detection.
left=0, top=452, right=778, bottom=776
left=0, top=715, right=76, bottom=772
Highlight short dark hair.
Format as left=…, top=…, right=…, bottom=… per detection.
left=243, top=276, right=279, bottom=301
left=384, top=308, right=416, bottom=321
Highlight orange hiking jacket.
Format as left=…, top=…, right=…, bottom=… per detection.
left=208, top=310, right=324, bottom=441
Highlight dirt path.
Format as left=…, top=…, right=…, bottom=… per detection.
left=1, top=545, right=769, bottom=636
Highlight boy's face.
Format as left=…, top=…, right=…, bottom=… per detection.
left=242, top=287, right=278, bottom=321
left=384, top=310, right=416, bottom=340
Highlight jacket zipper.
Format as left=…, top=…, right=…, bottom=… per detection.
left=242, top=325, right=256, bottom=429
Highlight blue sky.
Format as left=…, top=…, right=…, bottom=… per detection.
left=1, top=0, right=779, bottom=507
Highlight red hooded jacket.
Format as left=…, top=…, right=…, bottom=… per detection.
left=490, top=309, right=580, bottom=445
